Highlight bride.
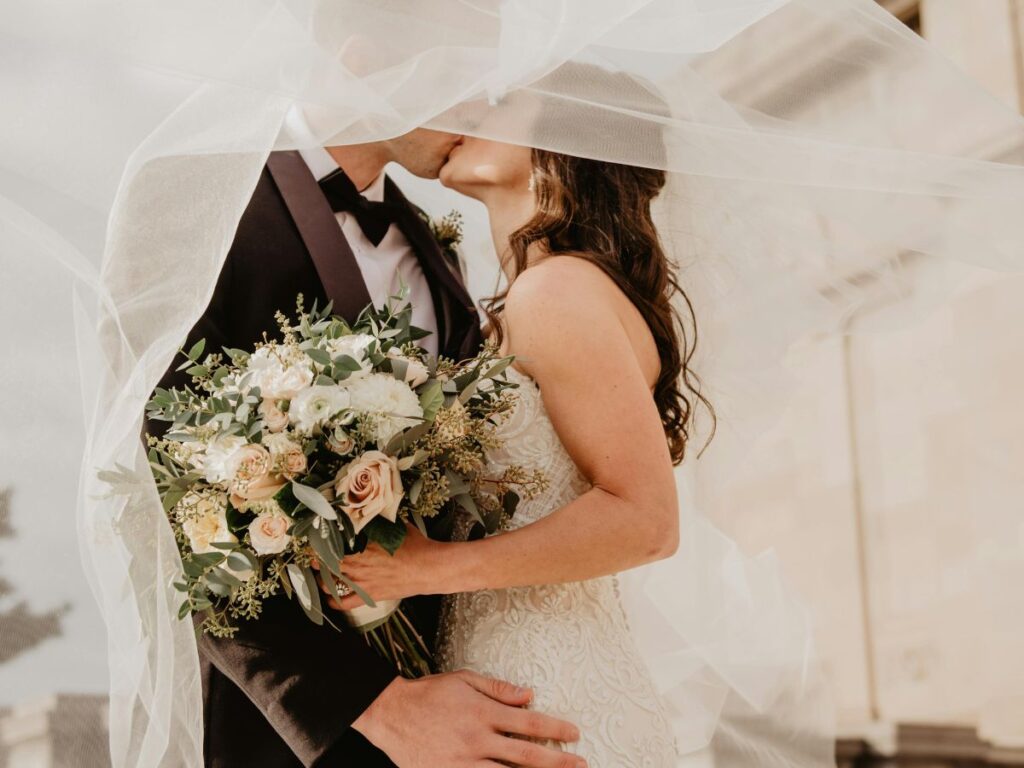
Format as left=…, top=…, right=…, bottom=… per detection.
left=329, top=81, right=709, bottom=766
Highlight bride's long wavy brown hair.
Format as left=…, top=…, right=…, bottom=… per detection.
left=483, top=71, right=714, bottom=464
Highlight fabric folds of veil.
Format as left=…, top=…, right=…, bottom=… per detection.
left=2, top=0, right=1024, bottom=765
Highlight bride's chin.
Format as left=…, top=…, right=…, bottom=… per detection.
left=438, top=165, right=475, bottom=197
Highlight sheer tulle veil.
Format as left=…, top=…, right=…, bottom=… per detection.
left=2, top=0, right=1023, bottom=765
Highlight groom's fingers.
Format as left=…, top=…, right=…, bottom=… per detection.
left=486, top=736, right=587, bottom=768
left=489, top=703, right=581, bottom=746
left=457, top=669, right=533, bottom=706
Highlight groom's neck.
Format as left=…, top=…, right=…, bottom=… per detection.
left=324, top=144, right=391, bottom=191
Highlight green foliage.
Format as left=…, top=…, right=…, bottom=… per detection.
left=118, top=286, right=542, bottom=675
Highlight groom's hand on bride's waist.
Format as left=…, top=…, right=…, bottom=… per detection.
left=352, top=669, right=586, bottom=768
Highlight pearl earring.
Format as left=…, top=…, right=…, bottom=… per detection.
left=528, top=174, right=536, bottom=192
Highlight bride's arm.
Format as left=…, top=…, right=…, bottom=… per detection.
left=331, top=259, right=680, bottom=603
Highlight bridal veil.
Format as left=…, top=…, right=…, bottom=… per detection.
left=2, top=1, right=1023, bottom=765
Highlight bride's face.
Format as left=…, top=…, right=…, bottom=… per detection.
left=439, top=136, right=534, bottom=201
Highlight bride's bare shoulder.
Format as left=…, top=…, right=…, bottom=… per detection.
left=505, top=254, right=620, bottom=322
left=503, top=255, right=628, bottom=367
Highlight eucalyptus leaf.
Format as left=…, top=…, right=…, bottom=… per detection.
left=291, top=481, right=338, bottom=521
left=192, top=552, right=227, bottom=568
left=408, top=476, right=424, bottom=505
left=458, top=379, right=480, bottom=404
left=482, top=357, right=513, bottom=380
left=389, top=357, right=409, bottom=382
left=226, top=552, right=253, bottom=573
left=418, top=380, right=444, bottom=421
left=502, top=490, right=521, bottom=519
left=334, top=354, right=364, bottom=372
left=287, top=564, right=324, bottom=626
left=446, top=471, right=470, bottom=496
left=193, top=596, right=214, bottom=611
left=187, top=338, right=206, bottom=361
left=335, top=573, right=376, bottom=608
left=204, top=578, right=233, bottom=598
left=384, top=420, right=431, bottom=454
left=306, top=347, right=331, bottom=366
left=410, top=509, right=428, bottom=537
left=207, top=567, right=242, bottom=589
left=308, top=527, right=343, bottom=578
left=455, top=493, right=484, bottom=525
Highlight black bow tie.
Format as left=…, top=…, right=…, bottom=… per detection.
left=318, top=169, right=402, bottom=247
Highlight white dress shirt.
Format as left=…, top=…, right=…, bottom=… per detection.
left=298, top=147, right=439, bottom=356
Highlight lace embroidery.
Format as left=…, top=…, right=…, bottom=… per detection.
left=438, top=369, right=678, bottom=766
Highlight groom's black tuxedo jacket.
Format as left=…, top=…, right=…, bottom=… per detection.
left=151, top=151, right=482, bottom=768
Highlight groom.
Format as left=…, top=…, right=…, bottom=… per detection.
left=153, top=129, right=582, bottom=767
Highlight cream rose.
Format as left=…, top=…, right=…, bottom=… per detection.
left=227, top=443, right=285, bottom=505
left=387, top=349, right=430, bottom=388
left=334, top=451, right=403, bottom=534
left=180, top=492, right=236, bottom=554
left=259, top=398, right=289, bottom=432
left=247, top=509, right=292, bottom=555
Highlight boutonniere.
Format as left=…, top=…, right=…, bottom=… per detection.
left=423, top=209, right=464, bottom=264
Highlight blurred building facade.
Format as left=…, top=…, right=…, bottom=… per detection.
left=0, top=696, right=109, bottom=768
left=700, top=0, right=1024, bottom=763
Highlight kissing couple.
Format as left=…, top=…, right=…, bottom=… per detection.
left=157, top=82, right=695, bottom=768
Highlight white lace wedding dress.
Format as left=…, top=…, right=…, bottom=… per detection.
left=437, top=369, right=679, bottom=767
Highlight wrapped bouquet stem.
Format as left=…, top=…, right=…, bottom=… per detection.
left=115, top=291, right=544, bottom=678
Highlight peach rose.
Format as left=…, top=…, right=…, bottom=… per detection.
left=228, top=443, right=285, bottom=506
left=333, top=451, right=403, bottom=534
left=259, top=398, right=289, bottom=432
left=264, top=434, right=308, bottom=478
left=327, top=427, right=355, bottom=456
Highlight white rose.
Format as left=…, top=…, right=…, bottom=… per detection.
left=288, top=385, right=351, bottom=434
left=259, top=398, right=289, bottom=432
left=246, top=347, right=314, bottom=400
left=247, top=509, right=292, bottom=555
left=200, top=434, right=248, bottom=484
left=387, top=349, right=430, bottom=388
left=334, top=451, right=404, bottom=534
left=346, top=373, right=424, bottom=444
left=180, top=491, right=236, bottom=554
left=326, top=333, right=376, bottom=380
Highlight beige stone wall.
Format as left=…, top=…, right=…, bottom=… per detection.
left=700, top=0, right=1024, bottom=746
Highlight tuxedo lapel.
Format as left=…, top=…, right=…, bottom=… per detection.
left=265, top=151, right=372, bottom=322
left=384, top=178, right=478, bottom=357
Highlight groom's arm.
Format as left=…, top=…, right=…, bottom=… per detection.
left=196, top=596, right=400, bottom=767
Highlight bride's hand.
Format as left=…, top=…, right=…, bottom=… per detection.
left=313, top=524, right=449, bottom=611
